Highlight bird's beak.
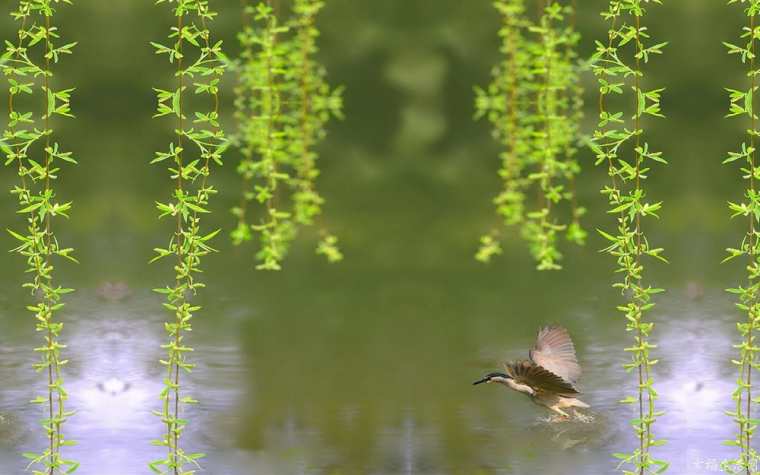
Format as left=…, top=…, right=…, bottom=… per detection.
left=472, top=377, right=490, bottom=386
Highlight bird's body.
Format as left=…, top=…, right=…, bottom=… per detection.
left=474, top=325, right=589, bottom=420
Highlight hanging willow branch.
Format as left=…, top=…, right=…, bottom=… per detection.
left=149, top=0, right=227, bottom=473
left=1, top=1, right=79, bottom=473
left=475, top=0, right=584, bottom=271
left=590, top=1, right=669, bottom=473
left=232, top=0, right=343, bottom=270
left=291, top=0, right=344, bottom=264
left=475, top=0, right=534, bottom=263
left=722, top=1, right=760, bottom=473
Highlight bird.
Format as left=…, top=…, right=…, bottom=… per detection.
left=473, top=325, right=589, bottom=420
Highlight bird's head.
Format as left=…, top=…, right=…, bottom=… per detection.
left=473, top=372, right=511, bottom=386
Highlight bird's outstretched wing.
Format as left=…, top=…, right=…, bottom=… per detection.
left=505, top=360, right=579, bottom=396
left=529, top=325, right=581, bottom=385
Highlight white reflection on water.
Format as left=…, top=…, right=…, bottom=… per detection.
left=0, top=292, right=254, bottom=474
left=402, top=416, right=414, bottom=475
left=654, top=307, right=738, bottom=472
left=582, top=296, right=742, bottom=473
left=64, top=311, right=165, bottom=474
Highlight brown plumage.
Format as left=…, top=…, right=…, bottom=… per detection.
left=529, top=325, right=582, bottom=386
left=505, top=359, right=579, bottom=397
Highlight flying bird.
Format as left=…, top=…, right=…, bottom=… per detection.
left=473, top=325, right=589, bottom=420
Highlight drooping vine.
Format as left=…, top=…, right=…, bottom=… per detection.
left=523, top=0, right=572, bottom=270
left=290, top=0, right=344, bottom=263
left=475, top=0, right=585, bottom=271
left=1, top=1, right=79, bottom=473
left=149, top=1, right=226, bottom=473
left=590, top=1, right=668, bottom=473
left=722, top=1, right=760, bottom=473
left=474, top=0, right=534, bottom=264
left=231, top=0, right=294, bottom=270
left=231, top=0, right=343, bottom=270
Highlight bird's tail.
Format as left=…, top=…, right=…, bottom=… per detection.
left=571, top=398, right=589, bottom=409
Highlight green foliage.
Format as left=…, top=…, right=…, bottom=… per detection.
left=149, top=0, right=226, bottom=473
left=1, top=1, right=79, bottom=473
left=590, top=1, right=669, bottom=473
left=475, top=0, right=585, bottom=271
left=231, top=0, right=343, bottom=271
left=722, top=1, right=760, bottom=473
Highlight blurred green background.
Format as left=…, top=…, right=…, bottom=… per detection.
left=0, top=0, right=742, bottom=280
left=0, top=1, right=753, bottom=474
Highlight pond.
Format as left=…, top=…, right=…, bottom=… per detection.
left=0, top=249, right=742, bottom=473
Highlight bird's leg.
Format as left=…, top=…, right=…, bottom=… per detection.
left=547, top=406, right=571, bottom=423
